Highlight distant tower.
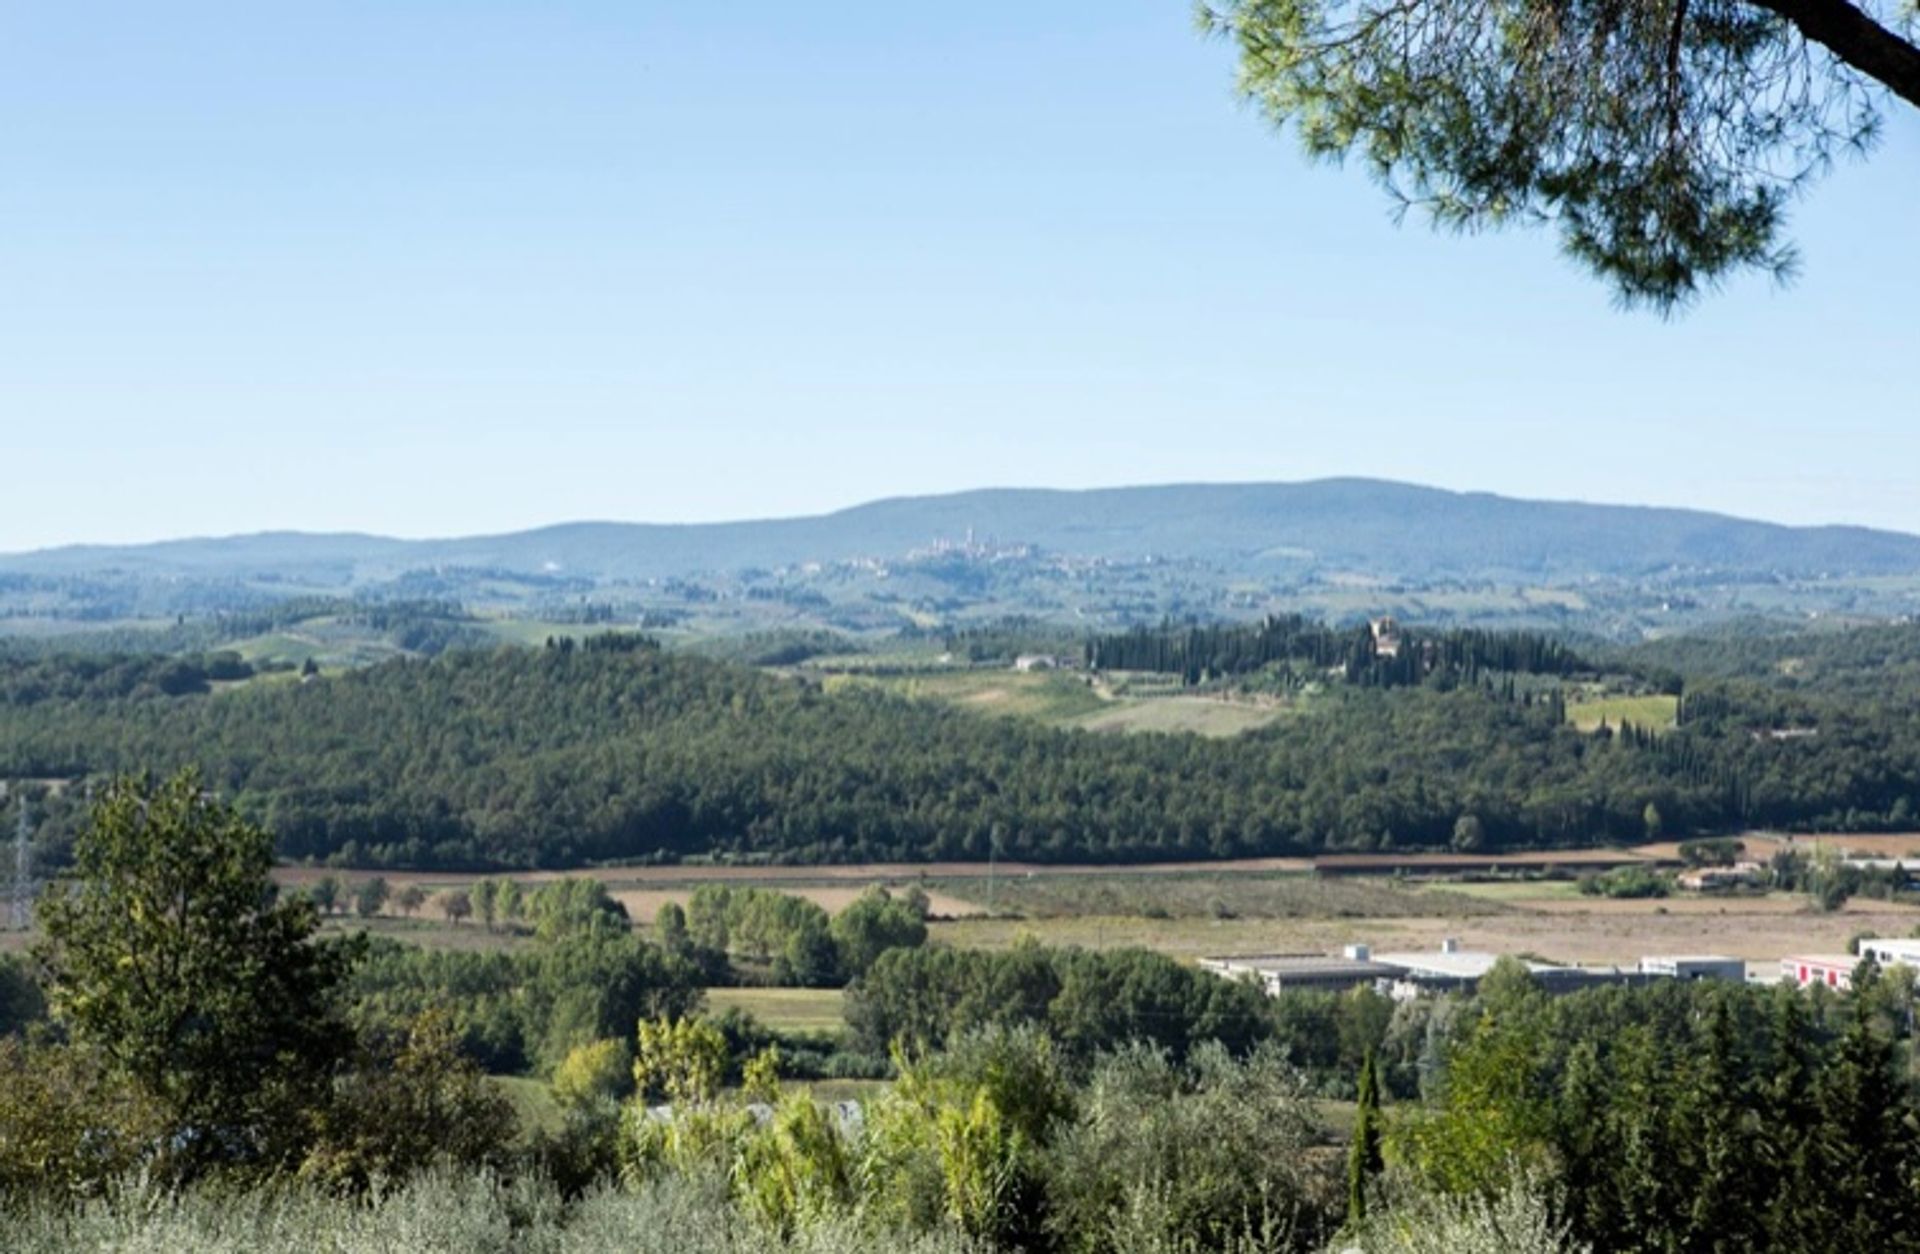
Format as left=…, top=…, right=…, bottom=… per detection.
left=10, top=790, right=28, bottom=931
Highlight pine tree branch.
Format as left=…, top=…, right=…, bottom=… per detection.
left=1745, top=0, right=1920, bottom=107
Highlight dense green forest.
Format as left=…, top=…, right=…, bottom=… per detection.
left=1085, top=615, right=1586, bottom=688
left=9, top=624, right=1920, bottom=869
left=1622, top=616, right=1920, bottom=700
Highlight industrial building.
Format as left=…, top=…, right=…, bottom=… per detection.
left=1201, top=937, right=1915, bottom=1002
left=1781, top=954, right=1858, bottom=990
left=1858, top=937, right=1920, bottom=969
left=1637, top=955, right=1747, bottom=982
left=1197, top=949, right=1397, bottom=994
left=1204, top=939, right=1652, bottom=1000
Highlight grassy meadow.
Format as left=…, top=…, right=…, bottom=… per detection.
left=820, top=664, right=1292, bottom=737
left=1069, top=694, right=1288, bottom=737
left=936, top=870, right=1505, bottom=921
left=703, top=987, right=848, bottom=1037
left=822, top=667, right=1109, bottom=723
left=1565, top=691, right=1680, bottom=732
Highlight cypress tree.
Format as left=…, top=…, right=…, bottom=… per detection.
left=1347, top=1047, right=1385, bottom=1224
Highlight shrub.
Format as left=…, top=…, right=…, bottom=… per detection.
left=554, top=1038, right=633, bottom=1109
left=1330, top=1175, right=1589, bottom=1254
left=1575, top=867, right=1669, bottom=899
left=297, top=1010, right=518, bottom=1193
left=0, top=1039, right=166, bottom=1205
left=1044, top=1041, right=1333, bottom=1253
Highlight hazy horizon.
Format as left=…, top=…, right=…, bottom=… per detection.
left=6, top=3, right=1915, bottom=552
left=11, top=474, right=1920, bottom=557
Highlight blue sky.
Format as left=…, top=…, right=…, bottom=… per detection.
left=2, top=2, right=1914, bottom=551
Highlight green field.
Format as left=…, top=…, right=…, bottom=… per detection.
left=826, top=668, right=1110, bottom=724
left=228, top=631, right=341, bottom=666
left=927, top=913, right=1361, bottom=959
left=491, top=1074, right=564, bottom=1135
left=704, top=986, right=848, bottom=1037
left=795, top=1078, right=891, bottom=1104
left=1070, top=695, right=1287, bottom=738
left=1566, top=692, right=1680, bottom=732
left=940, top=871, right=1508, bottom=921
left=1415, top=878, right=1586, bottom=902
left=316, top=914, right=531, bottom=954
left=800, top=640, right=952, bottom=672
left=478, top=618, right=609, bottom=647
left=822, top=666, right=1292, bottom=738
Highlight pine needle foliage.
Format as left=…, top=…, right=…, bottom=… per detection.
left=1202, top=0, right=1920, bottom=309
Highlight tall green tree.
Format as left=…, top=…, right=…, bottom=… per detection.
left=1815, top=1001, right=1920, bottom=1250
left=1348, top=1047, right=1385, bottom=1223
left=33, top=770, right=361, bottom=1165
left=1204, top=0, right=1920, bottom=309
left=831, top=886, right=930, bottom=977
left=471, top=878, right=500, bottom=931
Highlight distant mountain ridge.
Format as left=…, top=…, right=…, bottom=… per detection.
left=9, top=479, right=1920, bottom=584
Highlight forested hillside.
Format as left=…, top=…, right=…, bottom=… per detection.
left=1086, top=615, right=1586, bottom=687
left=9, top=633, right=1920, bottom=869
left=1625, top=618, right=1920, bottom=700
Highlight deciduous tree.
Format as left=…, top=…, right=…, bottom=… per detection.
left=353, top=876, right=390, bottom=919
left=438, top=887, right=472, bottom=926
left=395, top=884, right=428, bottom=917
left=33, top=770, right=361, bottom=1166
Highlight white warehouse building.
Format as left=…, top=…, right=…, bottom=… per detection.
left=1858, top=938, right=1920, bottom=969
left=1637, top=955, right=1747, bottom=982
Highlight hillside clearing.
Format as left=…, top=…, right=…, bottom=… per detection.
left=1070, top=695, right=1288, bottom=737
left=1566, top=692, right=1679, bottom=732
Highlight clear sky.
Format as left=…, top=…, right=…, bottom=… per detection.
left=2, top=2, right=1914, bottom=552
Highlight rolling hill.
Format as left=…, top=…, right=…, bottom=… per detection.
left=8, top=479, right=1920, bottom=585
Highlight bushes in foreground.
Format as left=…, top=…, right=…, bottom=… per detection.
left=1336, top=1177, right=1588, bottom=1254
left=615, top=1023, right=1341, bottom=1252
left=5, top=1170, right=985, bottom=1254
left=3, top=1166, right=1589, bottom=1254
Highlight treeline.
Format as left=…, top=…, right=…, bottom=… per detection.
left=1085, top=614, right=1585, bottom=687
left=8, top=643, right=1920, bottom=868
left=844, top=940, right=1276, bottom=1063
left=1626, top=617, right=1920, bottom=702
left=0, top=649, right=255, bottom=703
left=843, top=941, right=1443, bottom=1102
left=1391, top=962, right=1920, bottom=1253
left=688, top=628, right=857, bottom=667
left=347, top=934, right=703, bottom=1076
left=681, top=883, right=927, bottom=987
left=940, top=617, right=1086, bottom=664
left=334, top=876, right=935, bottom=1072
left=839, top=936, right=1920, bottom=1253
